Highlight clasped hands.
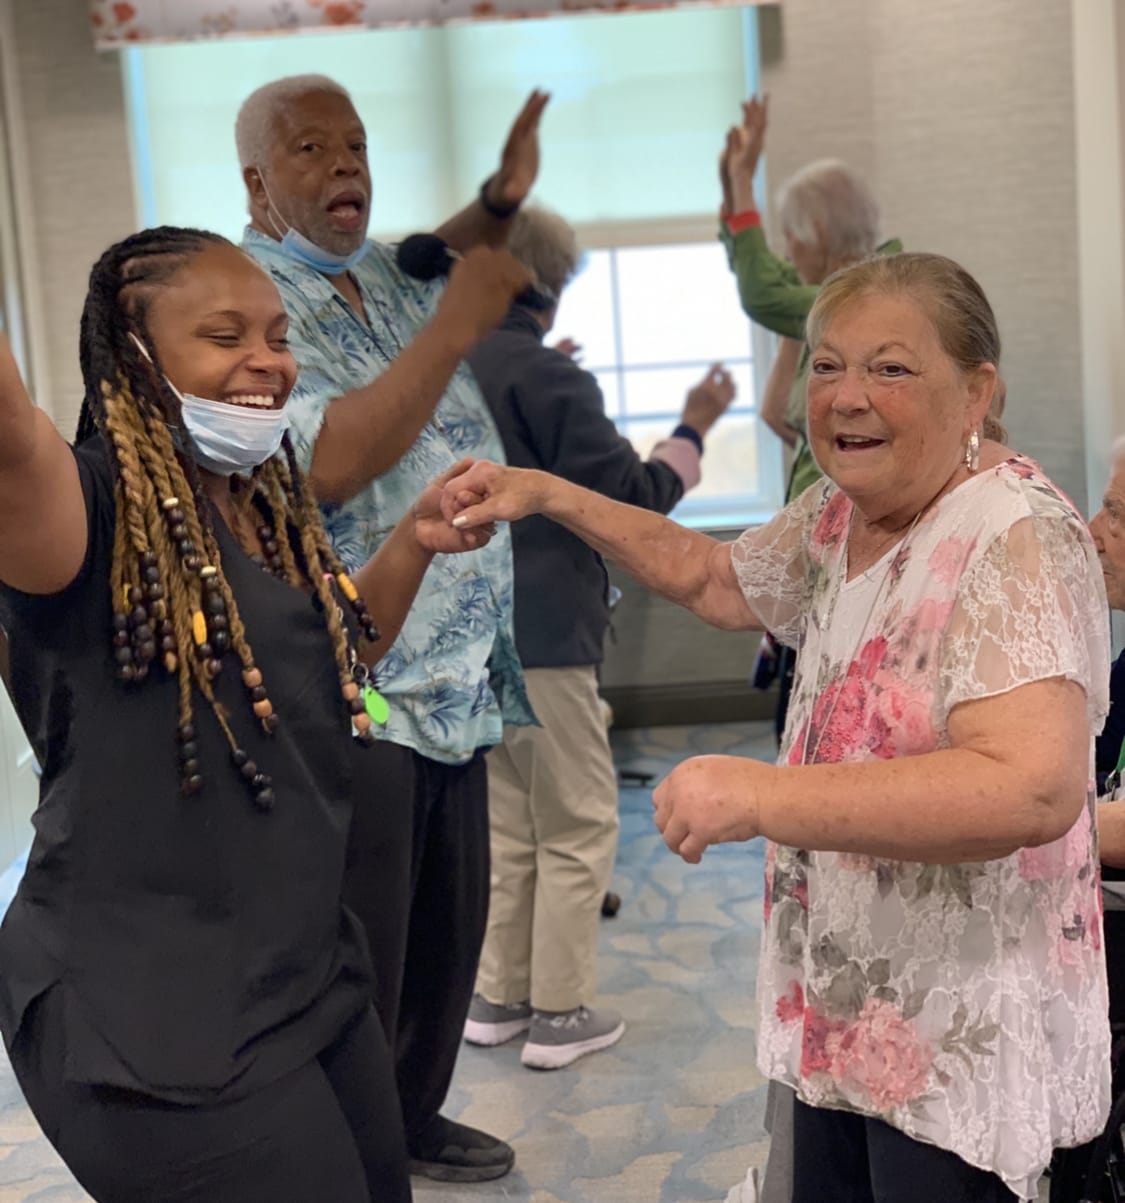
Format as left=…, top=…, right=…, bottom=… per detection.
left=436, top=459, right=774, bottom=864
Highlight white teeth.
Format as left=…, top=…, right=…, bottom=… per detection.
left=226, top=394, right=274, bottom=409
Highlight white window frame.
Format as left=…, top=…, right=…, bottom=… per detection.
left=564, top=214, right=785, bottom=529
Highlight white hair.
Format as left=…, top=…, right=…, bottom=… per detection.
left=777, top=158, right=880, bottom=265
left=1111, top=435, right=1125, bottom=468
left=506, top=204, right=581, bottom=300
left=234, top=74, right=353, bottom=171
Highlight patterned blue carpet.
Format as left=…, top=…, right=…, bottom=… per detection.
left=0, top=722, right=776, bottom=1202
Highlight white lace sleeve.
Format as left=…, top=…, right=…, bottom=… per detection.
left=940, top=509, right=1110, bottom=728
left=729, top=480, right=829, bottom=646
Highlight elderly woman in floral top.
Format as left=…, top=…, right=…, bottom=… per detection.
left=439, top=252, right=1110, bottom=1203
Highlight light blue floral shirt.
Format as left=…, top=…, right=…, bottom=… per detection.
left=242, top=227, right=533, bottom=765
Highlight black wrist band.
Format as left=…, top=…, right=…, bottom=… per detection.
left=672, top=424, right=704, bottom=453
left=479, top=175, right=521, bottom=220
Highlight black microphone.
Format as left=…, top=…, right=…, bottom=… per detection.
left=395, top=233, right=556, bottom=311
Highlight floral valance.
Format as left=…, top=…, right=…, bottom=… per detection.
left=91, top=0, right=765, bottom=49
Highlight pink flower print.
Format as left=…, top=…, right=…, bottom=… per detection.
left=908, top=597, right=956, bottom=637
left=793, top=879, right=809, bottom=909
left=870, top=679, right=936, bottom=758
left=814, top=492, right=851, bottom=550
left=828, top=999, right=933, bottom=1111
left=776, top=981, right=805, bottom=1023
left=928, top=536, right=977, bottom=586
left=801, top=1008, right=848, bottom=1075
left=857, top=635, right=889, bottom=680
left=805, top=665, right=871, bottom=764
left=1005, top=456, right=1039, bottom=481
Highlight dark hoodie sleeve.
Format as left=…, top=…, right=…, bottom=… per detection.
left=510, top=346, right=685, bottom=515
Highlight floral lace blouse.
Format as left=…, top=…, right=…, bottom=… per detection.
left=731, top=457, right=1111, bottom=1199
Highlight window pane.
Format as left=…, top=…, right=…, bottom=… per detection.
left=619, top=361, right=755, bottom=421
left=619, top=413, right=763, bottom=508
left=614, top=242, right=755, bottom=367
left=552, top=250, right=618, bottom=370
left=446, top=8, right=752, bottom=224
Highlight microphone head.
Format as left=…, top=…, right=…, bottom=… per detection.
left=395, top=233, right=454, bottom=282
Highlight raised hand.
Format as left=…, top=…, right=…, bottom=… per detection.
left=680, top=364, right=737, bottom=438
left=489, top=89, right=551, bottom=211
left=552, top=337, right=583, bottom=363
left=437, top=245, right=532, bottom=350
left=727, top=93, right=769, bottom=214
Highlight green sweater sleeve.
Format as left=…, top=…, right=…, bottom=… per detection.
left=720, top=223, right=819, bottom=340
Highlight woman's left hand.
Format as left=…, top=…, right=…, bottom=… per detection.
left=413, top=459, right=496, bottom=554
left=653, top=755, right=768, bottom=863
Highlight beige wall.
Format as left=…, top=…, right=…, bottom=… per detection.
left=0, top=0, right=1109, bottom=723
left=761, top=0, right=1084, bottom=508
left=8, top=0, right=133, bottom=434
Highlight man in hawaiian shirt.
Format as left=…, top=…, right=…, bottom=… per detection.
left=236, top=73, right=546, bottom=1183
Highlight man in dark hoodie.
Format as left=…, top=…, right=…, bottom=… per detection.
left=463, top=204, right=734, bottom=1069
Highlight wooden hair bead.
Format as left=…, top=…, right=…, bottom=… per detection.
left=212, top=631, right=230, bottom=654
left=336, top=573, right=359, bottom=604
left=199, top=565, right=218, bottom=580
left=191, top=610, right=208, bottom=646
left=242, top=667, right=263, bottom=688
left=161, top=497, right=181, bottom=511
left=342, top=682, right=360, bottom=702
left=163, top=652, right=178, bottom=673
left=352, top=712, right=372, bottom=736
left=206, top=658, right=223, bottom=678
left=252, top=699, right=273, bottom=719
left=253, top=787, right=276, bottom=813
left=261, top=713, right=280, bottom=734
left=181, top=774, right=203, bottom=797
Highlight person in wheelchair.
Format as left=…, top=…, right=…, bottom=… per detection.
left=1051, top=438, right=1125, bottom=1203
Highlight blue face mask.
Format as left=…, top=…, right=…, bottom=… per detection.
left=261, top=176, right=368, bottom=275
left=128, top=333, right=290, bottom=476
left=175, top=391, right=290, bottom=477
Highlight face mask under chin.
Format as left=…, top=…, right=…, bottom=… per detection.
left=259, top=174, right=368, bottom=275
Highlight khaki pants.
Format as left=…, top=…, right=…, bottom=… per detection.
left=477, top=665, right=620, bottom=1012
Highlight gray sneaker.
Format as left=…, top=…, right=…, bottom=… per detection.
left=463, top=993, right=532, bottom=1046
left=520, top=1006, right=625, bottom=1070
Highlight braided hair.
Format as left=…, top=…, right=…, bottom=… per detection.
left=75, top=226, right=380, bottom=809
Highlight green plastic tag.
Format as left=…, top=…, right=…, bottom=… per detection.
left=363, top=684, right=390, bottom=725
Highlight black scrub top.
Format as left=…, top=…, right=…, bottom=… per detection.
left=0, top=437, right=389, bottom=1101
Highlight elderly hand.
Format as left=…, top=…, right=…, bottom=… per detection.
left=413, top=459, right=497, bottom=554
left=680, top=364, right=737, bottom=438
left=489, top=89, right=550, bottom=212
left=437, top=246, right=532, bottom=351
left=441, top=459, right=550, bottom=530
left=726, top=94, right=769, bottom=214
left=553, top=337, right=583, bottom=363
left=653, top=755, right=766, bottom=863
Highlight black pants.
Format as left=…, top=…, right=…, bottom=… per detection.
left=1049, top=906, right=1125, bottom=1202
left=345, top=746, right=490, bottom=1148
left=9, top=989, right=411, bottom=1203
left=792, top=1097, right=1019, bottom=1203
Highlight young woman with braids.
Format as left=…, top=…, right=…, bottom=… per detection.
left=0, top=226, right=493, bottom=1202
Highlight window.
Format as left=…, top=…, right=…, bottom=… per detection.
left=554, top=238, right=781, bottom=526
left=123, top=5, right=783, bottom=525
